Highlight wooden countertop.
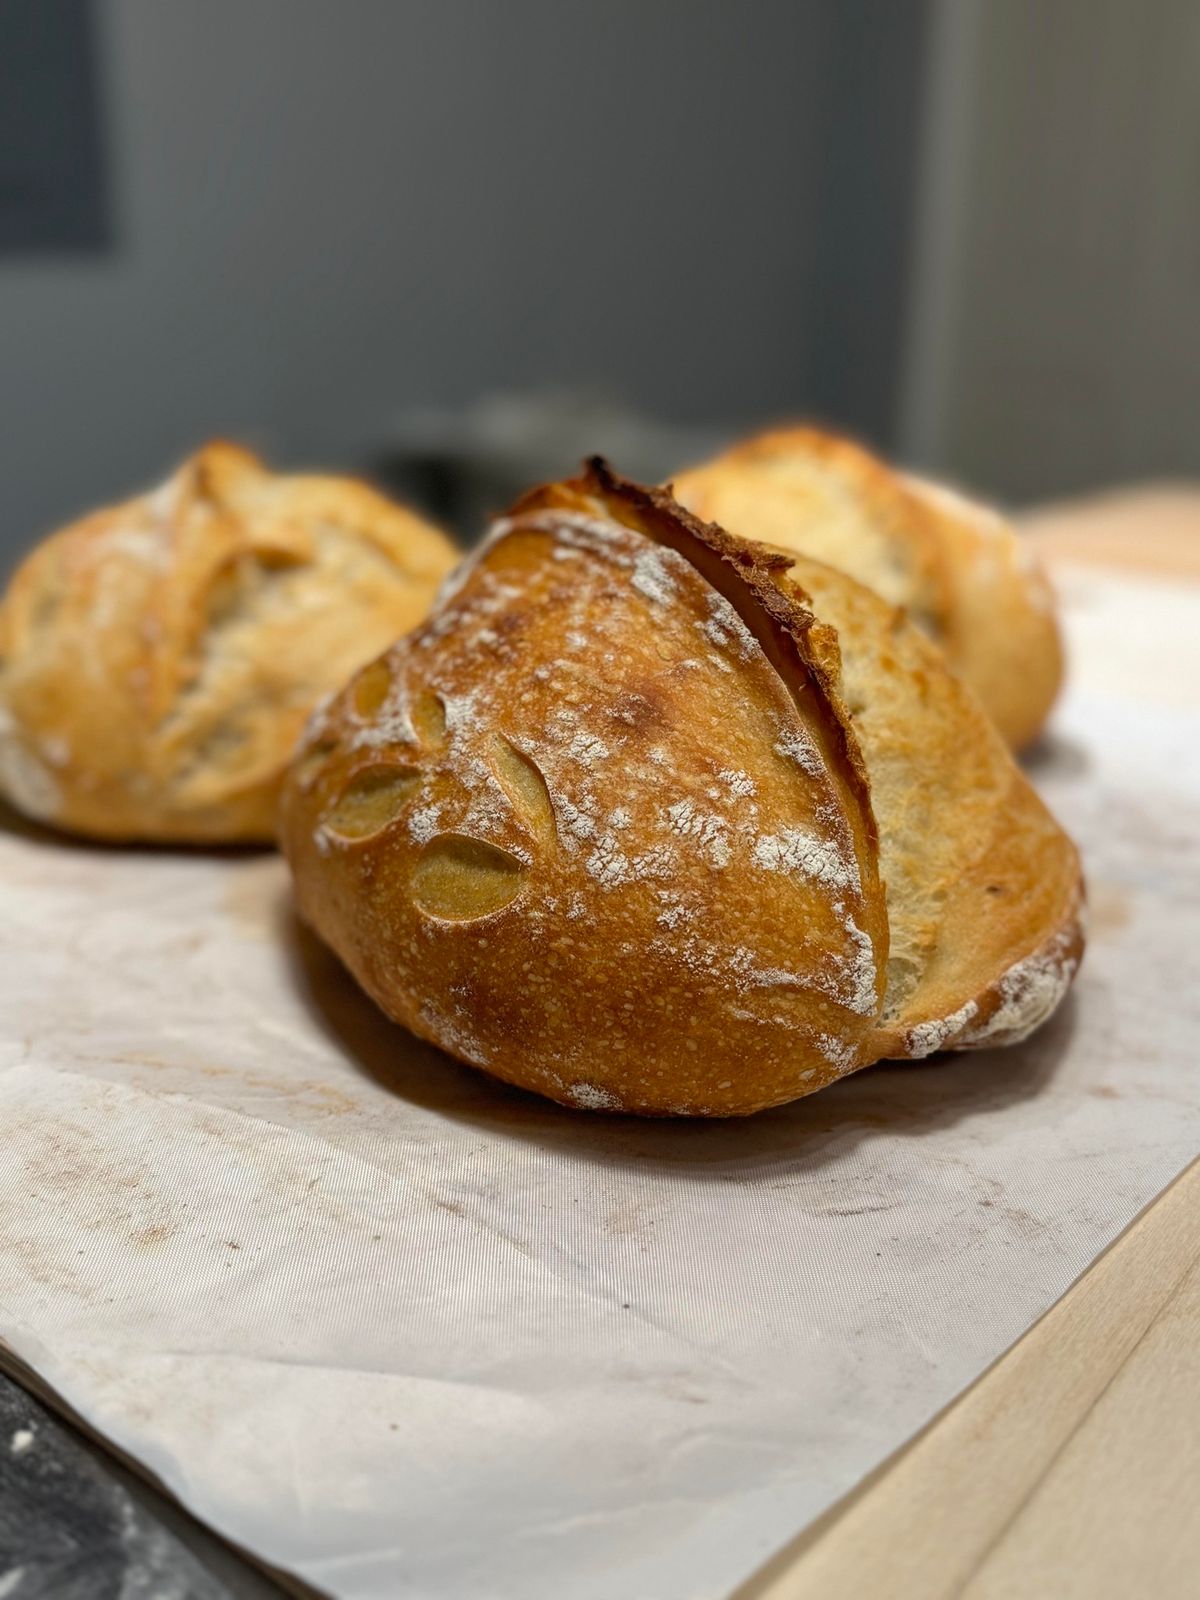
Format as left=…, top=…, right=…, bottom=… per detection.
left=735, top=486, right=1200, bottom=1600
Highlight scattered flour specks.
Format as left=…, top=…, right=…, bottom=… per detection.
left=420, top=1001, right=490, bottom=1067
left=839, top=913, right=878, bottom=1016
left=752, top=826, right=859, bottom=891
left=632, top=843, right=677, bottom=880
left=773, top=724, right=825, bottom=776
left=631, top=548, right=679, bottom=607
left=718, top=768, right=756, bottom=798
left=350, top=701, right=417, bottom=752
left=696, top=591, right=757, bottom=659
left=666, top=799, right=732, bottom=869
left=552, top=793, right=597, bottom=849
left=586, top=833, right=633, bottom=888
left=727, top=947, right=807, bottom=990
left=568, top=1082, right=622, bottom=1111
left=566, top=732, right=610, bottom=769
left=462, top=757, right=511, bottom=832
left=655, top=891, right=694, bottom=930
left=959, top=922, right=1080, bottom=1047
left=905, top=999, right=979, bottom=1058
left=442, top=690, right=482, bottom=737
left=815, top=1033, right=858, bottom=1071
left=408, top=803, right=442, bottom=845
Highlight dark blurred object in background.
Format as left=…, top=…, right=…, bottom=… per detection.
left=1, top=0, right=1198, bottom=565
left=375, top=392, right=723, bottom=542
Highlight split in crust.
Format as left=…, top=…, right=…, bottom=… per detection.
left=671, top=426, right=1064, bottom=751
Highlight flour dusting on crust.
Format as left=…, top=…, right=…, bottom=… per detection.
left=293, top=477, right=887, bottom=1110
left=904, top=998, right=979, bottom=1059
left=773, top=723, right=825, bottom=777
left=631, top=548, right=681, bottom=607
left=697, top=590, right=757, bottom=660
left=418, top=1000, right=491, bottom=1066
left=838, top=912, right=879, bottom=1017
left=0, top=709, right=60, bottom=821
left=957, top=919, right=1080, bottom=1049
left=752, top=826, right=860, bottom=892
left=567, top=1081, right=623, bottom=1111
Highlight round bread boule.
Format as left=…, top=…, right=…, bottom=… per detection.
left=0, top=442, right=459, bottom=842
left=280, top=461, right=1083, bottom=1116
left=282, top=466, right=890, bottom=1114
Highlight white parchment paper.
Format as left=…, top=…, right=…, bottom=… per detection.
left=2, top=563, right=1199, bottom=1600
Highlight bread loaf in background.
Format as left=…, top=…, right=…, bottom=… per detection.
left=280, top=461, right=1083, bottom=1116
left=0, top=443, right=459, bottom=842
left=671, top=426, right=1063, bottom=750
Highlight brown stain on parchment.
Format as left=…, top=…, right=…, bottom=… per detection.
left=3, top=1114, right=185, bottom=1300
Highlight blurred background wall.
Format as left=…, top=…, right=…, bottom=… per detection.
left=1, top=0, right=1198, bottom=560
left=902, top=0, right=1200, bottom=503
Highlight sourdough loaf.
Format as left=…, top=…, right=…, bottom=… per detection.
left=0, top=443, right=458, bottom=842
left=280, top=462, right=1082, bottom=1115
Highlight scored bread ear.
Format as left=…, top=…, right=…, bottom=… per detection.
left=670, top=427, right=951, bottom=638
left=670, top=427, right=1063, bottom=749
left=774, top=553, right=1084, bottom=1058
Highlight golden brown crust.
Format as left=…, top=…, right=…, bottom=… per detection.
left=671, top=426, right=1063, bottom=749
left=534, top=458, right=882, bottom=897
left=281, top=462, right=1084, bottom=1115
left=776, top=554, right=1084, bottom=1060
left=281, top=460, right=889, bottom=1116
left=0, top=442, right=459, bottom=842
left=671, top=426, right=953, bottom=632
left=901, top=472, right=1064, bottom=753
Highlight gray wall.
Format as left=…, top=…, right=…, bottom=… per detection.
left=900, top=0, right=1200, bottom=503
left=0, top=0, right=925, bottom=562
left=6, top=2, right=1198, bottom=556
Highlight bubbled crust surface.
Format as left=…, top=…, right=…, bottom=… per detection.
left=280, top=462, right=889, bottom=1116
left=0, top=442, right=458, bottom=842
left=671, top=426, right=1062, bottom=749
